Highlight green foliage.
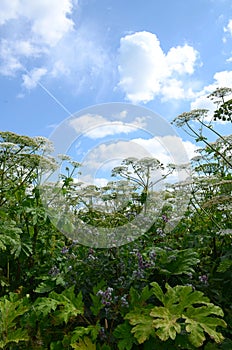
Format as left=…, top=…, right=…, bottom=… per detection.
left=0, top=90, right=231, bottom=348
left=124, top=283, right=226, bottom=348
left=153, top=247, right=199, bottom=275
left=71, top=336, right=96, bottom=349
left=0, top=293, right=29, bottom=349
left=35, top=286, right=84, bottom=324
left=113, top=321, right=135, bottom=350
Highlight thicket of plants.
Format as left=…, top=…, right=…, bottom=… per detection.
left=0, top=88, right=231, bottom=349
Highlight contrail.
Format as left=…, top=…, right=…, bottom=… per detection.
left=37, top=80, right=72, bottom=116
left=23, top=67, right=73, bottom=116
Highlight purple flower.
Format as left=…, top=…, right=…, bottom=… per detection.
left=199, top=274, right=208, bottom=284
left=162, top=214, right=169, bottom=222
left=61, top=246, right=69, bottom=254
left=96, top=287, right=114, bottom=306
left=137, top=252, right=144, bottom=269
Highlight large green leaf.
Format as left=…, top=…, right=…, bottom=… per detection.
left=71, top=324, right=100, bottom=343
left=0, top=293, right=29, bottom=348
left=125, top=306, right=155, bottom=344
left=184, top=306, right=226, bottom=347
left=154, top=248, right=199, bottom=276
left=150, top=282, right=226, bottom=347
left=71, top=336, right=96, bottom=349
left=35, top=286, right=84, bottom=324
left=124, top=283, right=226, bottom=348
left=113, top=321, right=135, bottom=350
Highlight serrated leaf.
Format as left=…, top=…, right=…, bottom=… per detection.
left=113, top=321, right=134, bottom=350
left=184, top=308, right=226, bottom=347
left=125, top=308, right=154, bottom=344
left=149, top=283, right=227, bottom=347
left=140, top=285, right=154, bottom=302
left=71, top=336, right=96, bottom=349
left=129, top=285, right=153, bottom=307
left=35, top=280, right=56, bottom=293
left=155, top=248, right=199, bottom=276
left=71, top=324, right=100, bottom=343
left=90, top=281, right=106, bottom=316
left=34, top=297, right=58, bottom=316
left=34, top=286, right=84, bottom=324
left=50, top=341, right=64, bottom=350
left=0, top=294, right=29, bottom=348
left=0, top=220, right=22, bottom=257
left=50, top=286, right=84, bottom=324
left=151, top=306, right=181, bottom=340
left=217, top=259, right=232, bottom=273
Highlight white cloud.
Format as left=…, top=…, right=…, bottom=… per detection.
left=69, top=114, right=147, bottom=139
left=0, top=0, right=74, bottom=79
left=78, top=136, right=197, bottom=186
left=0, top=0, right=19, bottom=25
left=0, top=1, right=111, bottom=95
left=166, top=45, right=200, bottom=75
left=25, top=1, right=74, bottom=47
left=80, top=140, right=151, bottom=173
left=22, top=67, right=47, bottom=89
left=51, top=60, right=71, bottom=77
left=190, top=70, right=232, bottom=118
left=0, top=0, right=74, bottom=46
left=223, top=19, right=232, bottom=45
left=118, top=31, right=200, bottom=103
left=0, top=40, right=23, bottom=76
left=132, top=136, right=198, bottom=165
left=224, top=19, right=232, bottom=36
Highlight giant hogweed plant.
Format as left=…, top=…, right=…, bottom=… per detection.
left=0, top=87, right=231, bottom=349
left=114, top=283, right=226, bottom=349
left=0, top=281, right=227, bottom=349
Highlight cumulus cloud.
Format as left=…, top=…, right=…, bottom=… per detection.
left=0, top=0, right=74, bottom=46
left=132, top=136, right=198, bottom=165
left=78, top=135, right=198, bottom=186
left=190, top=70, right=232, bottom=118
left=166, top=45, right=199, bottom=75
left=0, top=1, right=111, bottom=95
left=0, top=0, right=74, bottom=80
left=82, top=136, right=197, bottom=172
left=118, top=31, right=200, bottom=103
left=69, top=114, right=147, bottom=139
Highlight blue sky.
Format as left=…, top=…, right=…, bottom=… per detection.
left=1, top=0, right=232, bottom=135
left=0, top=0, right=232, bottom=187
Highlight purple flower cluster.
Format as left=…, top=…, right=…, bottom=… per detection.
left=132, top=250, right=156, bottom=279
left=61, top=246, right=69, bottom=254
left=137, top=252, right=151, bottom=269
left=96, top=287, right=114, bottom=306
left=199, top=274, right=208, bottom=284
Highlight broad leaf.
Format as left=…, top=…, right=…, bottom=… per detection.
left=113, top=321, right=135, bottom=350
left=125, top=307, right=155, bottom=344
left=71, top=336, right=96, bottom=349
left=150, top=282, right=226, bottom=347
